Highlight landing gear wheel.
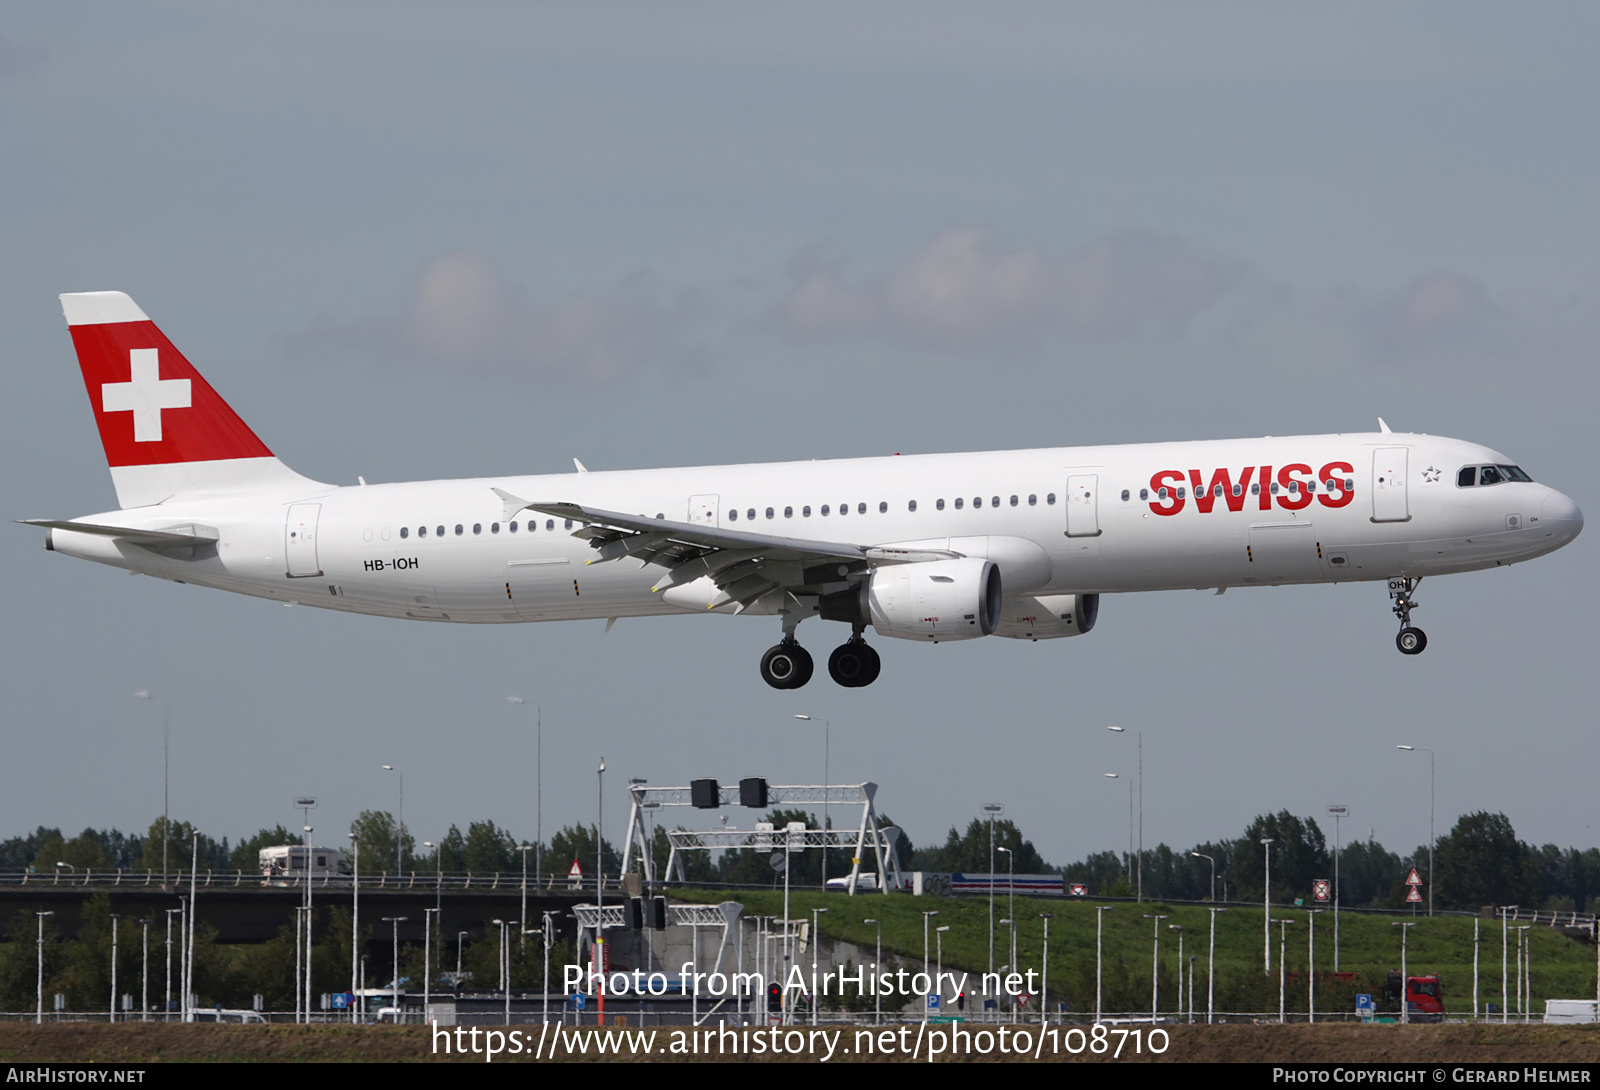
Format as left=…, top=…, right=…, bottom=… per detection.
left=1388, top=577, right=1427, bottom=656
left=760, top=641, right=813, bottom=689
left=1396, top=628, right=1428, bottom=655
left=828, top=639, right=882, bottom=687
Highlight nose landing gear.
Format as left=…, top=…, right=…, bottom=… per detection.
left=1390, top=577, right=1427, bottom=655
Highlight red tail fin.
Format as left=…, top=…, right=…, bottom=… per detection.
left=61, top=292, right=316, bottom=507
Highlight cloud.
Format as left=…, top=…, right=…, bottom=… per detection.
left=773, top=229, right=1233, bottom=350
left=294, top=253, right=701, bottom=385
left=1362, top=271, right=1500, bottom=352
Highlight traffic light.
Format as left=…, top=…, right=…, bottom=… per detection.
left=691, top=779, right=720, bottom=808
left=739, top=777, right=769, bottom=808
left=956, top=992, right=966, bottom=1011
left=767, top=983, right=782, bottom=1012
left=626, top=897, right=644, bottom=930
left=649, top=896, right=667, bottom=930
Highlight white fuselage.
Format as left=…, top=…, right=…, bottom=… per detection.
left=46, top=431, right=1583, bottom=630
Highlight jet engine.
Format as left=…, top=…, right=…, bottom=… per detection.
left=856, top=557, right=1002, bottom=642
left=992, top=593, right=1100, bottom=640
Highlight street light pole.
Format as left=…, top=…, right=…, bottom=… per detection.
left=982, top=803, right=1002, bottom=978
left=1261, top=837, right=1275, bottom=973
left=1095, top=905, right=1112, bottom=1022
left=1107, top=726, right=1143, bottom=902
left=381, top=764, right=405, bottom=875
left=1143, top=914, right=1168, bottom=1020
left=1191, top=851, right=1216, bottom=903
left=864, top=917, right=884, bottom=1025
left=36, top=911, right=53, bottom=1024
left=1396, top=747, right=1435, bottom=916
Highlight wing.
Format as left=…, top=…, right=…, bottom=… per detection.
left=493, top=489, right=958, bottom=613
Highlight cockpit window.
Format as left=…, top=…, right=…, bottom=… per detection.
left=1457, top=464, right=1533, bottom=487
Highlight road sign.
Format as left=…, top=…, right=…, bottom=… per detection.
left=928, top=994, right=941, bottom=1010
left=1356, top=994, right=1374, bottom=1019
left=1070, top=884, right=1087, bottom=897
left=1313, top=878, right=1331, bottom=902
left=1405, top=868, right=1422, bottom=886
left=1406, top=887, right=1422, bottom=903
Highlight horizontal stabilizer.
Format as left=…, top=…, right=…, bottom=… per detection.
left=19, top=519, right=218, bottom=547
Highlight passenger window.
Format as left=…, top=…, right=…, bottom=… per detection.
left=784, top=506, right=793, bottom=518
left=1121, top=490, right=1130, bottom=501
left=564, top=519, right=573, bottom=529
left=1345, top=478, right=1354, bottom=491
left=1214, top=484, right=1223, bottom=497
left=879, top=501, right=888, bottom=513
left=419, top=526, right=428, bottom=537
left=1158, top=487, right=1168, bottom=500
left=1232, top=484, right=1242, bottom=497
left=821, top=505, right=830, bottom=516
left=1028, top=494, right=1037, bottom=506
left=908, top=500, right=918, bottom=512
left=509, top=522, right=517, bottom=533
left=974, top=497, right=983, bottom=508
left=766, top=508, right=775, bottom=519
left=1270, top=482, right=1280, bottom=494
left=400, top=527, right=409, bottom=539
left=455, top=524, right=464, bottom=535
left=858, top=503, right=867, bottom=514
left=728, top=509, right=738, bottom=521
left=436, top=525, right=445, bottom=537
left=991, top=496, right=1000, bottom=508
left=1139, top=489, right=1149, bottom=501
left=1047, top=493, right=1056, bottom=505
left=954, top=497, right=964, bottom=509
left=839, top=504, right=848, bottom=516
left=747, top=509, right=756, bottom=521
left=1251, top=483, right=1260, bottom=495
left=491, top=522, right=499, bottom=533
left=473, top=523, right=482, bottom=535
left=1009, top=495, right=1018, bottom=506
left=803, top=506, right=811, bottom=517
left=935, top=499, right=945, bottom=511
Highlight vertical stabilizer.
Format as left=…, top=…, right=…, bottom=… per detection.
left=60, top=292, right=321, bottom=508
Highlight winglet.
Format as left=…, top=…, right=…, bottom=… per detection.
left=574, top=458, right=589, bottom=473
left=1378, top=417, right=1392, bottom=434
left=491, top=487, right=532, bottom=523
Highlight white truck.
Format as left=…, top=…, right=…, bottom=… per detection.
left=259, top=845, right=352, bottom=884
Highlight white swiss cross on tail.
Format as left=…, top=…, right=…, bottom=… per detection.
left=101, top=348, right=191, bottom=442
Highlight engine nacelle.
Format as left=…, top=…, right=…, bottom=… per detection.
left=992, top=593, right=1100, bottom=640
left=864, top=557, right=1002, bottom=642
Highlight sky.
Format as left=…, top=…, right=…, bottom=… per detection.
left=3, top=3, right=1596, bottom=880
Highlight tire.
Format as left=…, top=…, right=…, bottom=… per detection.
left=1396, top=628, right=1427, bottom=655
left=760, top=642, right=813, bottom=689
left=828, top=642, right=869, bottom=687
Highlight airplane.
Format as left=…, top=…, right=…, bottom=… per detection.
left=25, top=291, right=1584, bottom=689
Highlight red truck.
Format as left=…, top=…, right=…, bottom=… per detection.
left=1385, top=971, right=1444, bottom=1021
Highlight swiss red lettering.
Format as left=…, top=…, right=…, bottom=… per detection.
left=1317, top=461, right=1355, bottom=508
left=1187, top=467, right=1254, bottom=514
left=1148, top=470, right=1186, bottom=516
left=1276, top=464, right=1314, bottom=510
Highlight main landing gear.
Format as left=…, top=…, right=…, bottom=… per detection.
left=1390, top=577, right=1428, bottom=656
left=759, top=632, right=882, bottom=689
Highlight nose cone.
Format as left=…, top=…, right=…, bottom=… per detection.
left=1540, top=490, right=1584, bottom=546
